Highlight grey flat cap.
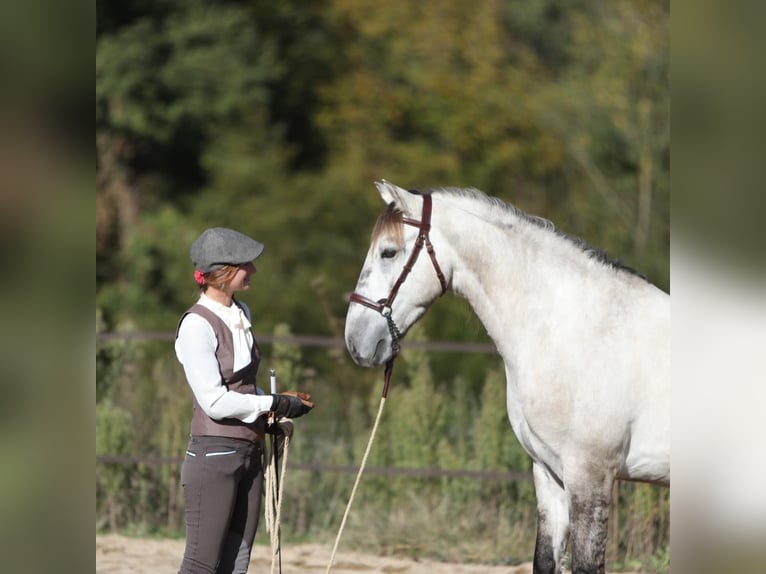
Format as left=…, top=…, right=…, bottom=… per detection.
left=190, top=227, right=265, bottom=272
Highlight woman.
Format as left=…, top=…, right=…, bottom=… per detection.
left=175, top=227, right=314, bottom=574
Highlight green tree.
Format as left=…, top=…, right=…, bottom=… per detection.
left=537, top=0, right=669, bottom=287
left=97, top=0, right=291, bottom=330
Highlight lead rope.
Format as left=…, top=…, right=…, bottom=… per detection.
left=265, top=419, right=293, bottom=574
left=325, top=360, right=395, bottom=574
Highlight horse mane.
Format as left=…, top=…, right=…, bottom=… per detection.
left=370, top=202, right=405, bottom=247
left=426, top=186, right=648, bottom=281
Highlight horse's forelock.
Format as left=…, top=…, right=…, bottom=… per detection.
left=371, top=202, right=404, bottom=247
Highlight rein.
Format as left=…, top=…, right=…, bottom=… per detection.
left=349, top=193, right=447, bottom=362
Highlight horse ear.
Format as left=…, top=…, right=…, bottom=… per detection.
left=374, top=180, right=421, bottom=216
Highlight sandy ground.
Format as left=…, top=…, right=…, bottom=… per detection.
left=96, top=534, right=537, bottom=574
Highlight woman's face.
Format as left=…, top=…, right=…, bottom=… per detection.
left=230, top=262, right=257, bottom=292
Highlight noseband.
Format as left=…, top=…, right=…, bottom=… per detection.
left=349, top=193, right=448, bottom=357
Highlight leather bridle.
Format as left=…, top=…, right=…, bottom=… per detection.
left=349, top=193, right=448, bottom=361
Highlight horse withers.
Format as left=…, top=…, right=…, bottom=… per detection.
left=344, top=181, right=670, bottom=574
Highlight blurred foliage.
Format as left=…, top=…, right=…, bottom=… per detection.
left=97, top=0, right=669, bottom=335
left=96, top=0, right=669, bottom=568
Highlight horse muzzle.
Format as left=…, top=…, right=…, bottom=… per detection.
left=345, top=331, right=392, bottom=367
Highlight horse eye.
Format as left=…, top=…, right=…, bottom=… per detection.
left=381, top=248, right=397, bottom=259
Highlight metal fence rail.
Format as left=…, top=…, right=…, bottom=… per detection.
left=97, top=332, right=498, bottom=354
left=96, top=454, right=531, bottom=482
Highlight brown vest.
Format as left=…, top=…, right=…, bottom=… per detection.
left=177, top=301, right=264, bottom=443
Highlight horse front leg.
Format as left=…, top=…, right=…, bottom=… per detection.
left=532, top=462, right=570, bottom=574
left=566, top=469, right=614, bottom=574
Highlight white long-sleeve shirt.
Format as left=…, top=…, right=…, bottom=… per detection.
left=175, top=294, right=273, bottom=423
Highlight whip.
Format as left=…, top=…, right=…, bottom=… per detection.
left=265, top=368, right=290, bottom=574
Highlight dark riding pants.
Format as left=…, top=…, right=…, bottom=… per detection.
left=178, top=436, right=264, bottom=574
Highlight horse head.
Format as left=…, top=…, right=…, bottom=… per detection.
left=344, top=180, right=450, bottom=367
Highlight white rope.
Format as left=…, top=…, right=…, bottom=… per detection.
left=325, top=396, right=387, bottom=574
left=265, top=420, right=293, bottom=574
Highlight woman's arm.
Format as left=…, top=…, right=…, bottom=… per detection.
left=175, top=314, right=273, bottom=422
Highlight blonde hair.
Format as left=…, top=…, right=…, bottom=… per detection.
left=371, top=203, right=404, bottom=247
left=199, top=265, right=240, bottom=292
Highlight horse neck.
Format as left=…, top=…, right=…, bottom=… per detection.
left=436, top=200, right=618, bottom=356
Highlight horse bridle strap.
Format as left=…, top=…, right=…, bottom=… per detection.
left=349, top=193, right=447, bottom=354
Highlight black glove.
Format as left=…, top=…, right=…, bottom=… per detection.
left=270, top=393, right=313, bottom=419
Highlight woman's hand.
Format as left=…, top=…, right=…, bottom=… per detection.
left=270, top=391, right=314, bottom=419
